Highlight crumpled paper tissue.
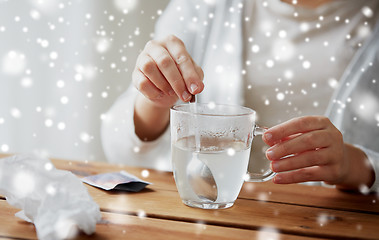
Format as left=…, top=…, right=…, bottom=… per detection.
left=0, top=154, right=101, bottom=239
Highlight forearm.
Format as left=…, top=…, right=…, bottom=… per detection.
left=334, top=143, right=375, bottom=191
left=134, top=94, right=170, bottom=141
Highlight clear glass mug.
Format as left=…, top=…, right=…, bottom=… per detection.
left=170, top=103, right=275, bottom=209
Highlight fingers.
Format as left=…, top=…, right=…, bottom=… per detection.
left=163, top=35, right=204, bottom=95
left=144, top=39, right=192, bottom=101
left=266, top=129, right=332, bottom=160
left=270, top=148, right=329, bottom=172
left=273, top=166, right=324, bottom=184
left=263, top=116, right=332, bottom=146
left=135, top=54, right=174, bottom=96
left=132, top=69, right=163, bottom=100
left=135, top=35, right=204, bottom=103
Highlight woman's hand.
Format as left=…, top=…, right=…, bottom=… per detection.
left=133, top=34, right=204, bottom=109
left=262, top=116, right=375, bottom=191
left=133, top=35, right=204, bottom=141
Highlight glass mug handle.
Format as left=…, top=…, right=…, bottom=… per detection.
left=244, top=125, right=276, bottom=182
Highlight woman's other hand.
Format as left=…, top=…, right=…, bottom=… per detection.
left=263, top=116, right=375, bottom=191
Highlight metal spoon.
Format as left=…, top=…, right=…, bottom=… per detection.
left=187, top=153, right=218, bottom=202
left=187, top=95, right=218, bottom=202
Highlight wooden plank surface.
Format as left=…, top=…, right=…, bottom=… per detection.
left=0, top=200, right=317, bottom=240
left=1, top=154, right=379, bottom=239
left=50, top=157, right=379, bottom=214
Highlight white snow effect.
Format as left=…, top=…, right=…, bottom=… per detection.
left=2, top=51, right=26, bottom=75
left=227, top=148, right=236, bottom=156
left=10, top=108, right=22, bottom=119
left=57, top=122, right=66, bottom=130
left=284, top=70, right=293, bottom=79
left=96, top=37, right=111, bottom=53
left=13, top=170, right=36, bottom=198
left=141, top=169, right=149, bottom=178
left=60, top=96, right=69, bottom=105
left=56, top=80, right=65, bottom=88
left=353, top=93, right=379, bottom=122
left=317, top=213, right=329, bottom=226
left=45, top=119, right=53, bottom=127
left=21, top=77, right=33, bottom=88
left=137, top=209, right=146, bottom=218
left=54, top=218, right=79, bottom=239
left=203, top=0, right=216, bottom=5
left=276, top=92, right=285, bottom=101
left=1, top=144, right=9, bottom=152
left=271, top=39, right=295, bottom=61
left=113, top=0, right=138, bottom=12
left=80, top=132, right=92, bottom=143
left=251, top=44, right=260, bottom=53
left=258, top=226, right=279, bottom=240
left=328, top=78, right=338, bottom=88
left=362, top=6, right=374, bottom=18
left=302, top=61, right=311, bottom=69
left=266, top=59, right=274, bottom=68
left=0, top=118, right=4, bottom=124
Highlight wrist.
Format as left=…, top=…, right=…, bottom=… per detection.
left=335, top=144, right=375, bottom=192
left=134, top=94, right=170, bottom=141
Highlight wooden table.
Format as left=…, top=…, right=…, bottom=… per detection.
left=1, top=155, right=378, bottom=239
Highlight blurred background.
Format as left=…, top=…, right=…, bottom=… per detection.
left=0, top=0, right=169, bottom=161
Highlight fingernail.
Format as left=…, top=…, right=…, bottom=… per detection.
left=274, top=175, right=281, bottom=183
left=169, top=90, right=175, bottom=96
left=190, top=83, right=198, bottom=94
left=264, top=132, right=272, bottom=141
left=182, top=91, right=191, bottom=101
left=271, top=162, right=279, bottom=172
left=266, top=149, right=275, bottom=160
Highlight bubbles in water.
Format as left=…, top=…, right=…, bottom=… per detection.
left=2, top=51, right=26, bottom=75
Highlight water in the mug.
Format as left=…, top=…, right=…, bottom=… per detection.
left=172, top=136, right=250, bottom=204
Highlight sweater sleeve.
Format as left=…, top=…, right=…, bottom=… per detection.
left=100, top=0, right=202, bottom=171
left=101, top=86, right=172, bottom=171
left=356, top=145, right=379, bottom=193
